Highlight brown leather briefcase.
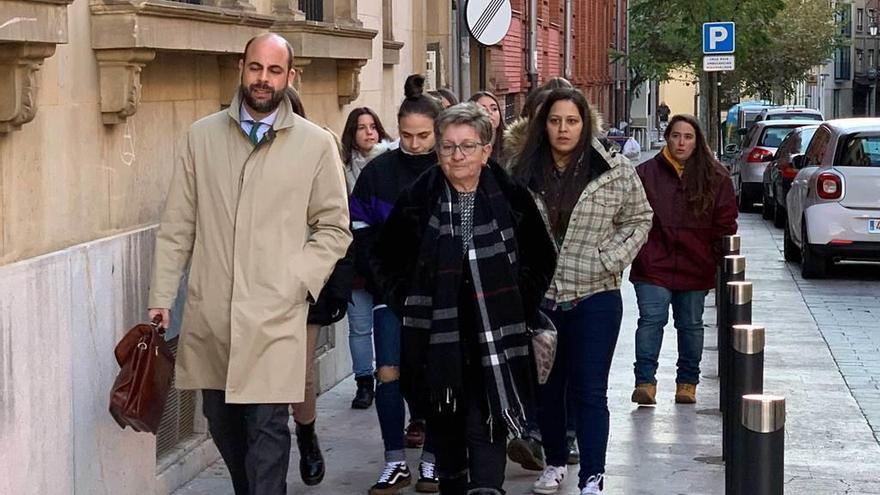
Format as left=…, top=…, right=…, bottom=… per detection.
left=109, top=316, right=174, bottom=434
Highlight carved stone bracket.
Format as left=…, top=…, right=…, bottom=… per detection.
left=95, top=49, right=156, bottom=125
left=293, top=58, right=313, bottom=91
left=0, top=43, right=57, bottom=133
left=271, top=0, right=305, bottom=19
left=383, top=39, right=404, bottom=65
left=337, top=59, right=367, bottom=106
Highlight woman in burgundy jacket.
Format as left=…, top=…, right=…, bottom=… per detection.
left=630, top=114, right=738, bottom=406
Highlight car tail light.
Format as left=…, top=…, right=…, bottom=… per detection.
left=781, top=163, right=798, bottom=180
left=747, top=148, right=774, bottom=163
left=829, top=239, right=853, bottom=245
left=816, top=172, right=842, bottom=200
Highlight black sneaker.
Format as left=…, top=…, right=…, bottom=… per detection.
left=507, top=436, right=545, bottom=471
left=415, top=461, right=439, bottom=493
left=567, top=436, right=580, bottom=465
left=369, top=461, right=411, bottom=495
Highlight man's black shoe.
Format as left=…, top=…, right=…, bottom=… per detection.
left=295, top=420, right=325, bottom=486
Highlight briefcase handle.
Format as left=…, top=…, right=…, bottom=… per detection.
left=150, top=314, right=166, bottom=336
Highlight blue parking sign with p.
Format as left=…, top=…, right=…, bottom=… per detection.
left=703, top=22, right=735, bottom=54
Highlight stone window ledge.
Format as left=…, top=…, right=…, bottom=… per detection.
left=89, top=1, right=277, bottom=53
left=274, top=21, right=377, bottom=105
left=0, top=0, right=75, bottom=133
left=89, top=0, right=275, bottom=124
left=89, top=1, right=378, bottom=121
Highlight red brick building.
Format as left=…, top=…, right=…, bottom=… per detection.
left=486, top=0, right=628, bottom=127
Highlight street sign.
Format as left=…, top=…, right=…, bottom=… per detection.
left=466, top=0, right=513, bottom=46
left=704, top=55, right=735, bottom=72
left=703, top=22, right=735, bottom=54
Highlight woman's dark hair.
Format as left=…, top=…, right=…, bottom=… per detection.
left=340, top=107, right=390, bottom=164
left=284, top=86, right=306, bottom=118
left=468, top=91, right=506, bottom=160
left=398, top=74, right=443, bottom=121
left=520, top=78, right=574, bottom=119
left=664, top=114, right=724, bottom=217
left=429, top=88, right=459, bottom=107
left=521, top=89, right=550, bottom=120
left=543, top=77, right=574, bottom=91
left=513, top=88, right=593, bottom=186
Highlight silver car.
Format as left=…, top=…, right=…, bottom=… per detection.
left=785, top=118, right=880, bottom=278
left=732, top=119, right=819, bottom=211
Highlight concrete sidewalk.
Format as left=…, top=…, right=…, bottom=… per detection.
left=174, top=214, right=880, bottom=495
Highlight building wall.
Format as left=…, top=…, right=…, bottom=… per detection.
left=486, top=0, right=626, bottom=126
left=0, top=1, right=444, bottom=493
left=659, top=70, right=698, bottom=117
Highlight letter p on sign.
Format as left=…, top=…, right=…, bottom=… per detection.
left=703, top=22, right=735, bottom=54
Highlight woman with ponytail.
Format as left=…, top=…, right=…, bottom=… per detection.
left=349, top=74, right=442, bottom=495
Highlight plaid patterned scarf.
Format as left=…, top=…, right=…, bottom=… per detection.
left=402, top=167, right=530, bottom=437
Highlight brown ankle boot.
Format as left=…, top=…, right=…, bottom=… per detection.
left=675, top=383, right=697, bottom=404
left=631, top=383, right=657, bottom=405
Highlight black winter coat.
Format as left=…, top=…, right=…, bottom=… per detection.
left=371, top=161, right=557, bottom=324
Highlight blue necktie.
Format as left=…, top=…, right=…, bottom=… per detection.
left=247, top=121, right=263, bottom=145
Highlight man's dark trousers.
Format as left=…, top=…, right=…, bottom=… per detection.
left=202, top=389, right=291, bottom=495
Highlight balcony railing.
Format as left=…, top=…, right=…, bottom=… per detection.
left=300, top=0, right=323, bottom=21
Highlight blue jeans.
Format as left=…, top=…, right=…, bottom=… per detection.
left=348, top=289, right=374, bottom=378
left=373, top=306, right=434, bottom=463
left=633, top=283, right=708, bottom=385
left=538, top=290, right=623, bottom=487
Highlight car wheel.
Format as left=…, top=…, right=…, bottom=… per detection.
left=800, top=220, right=829, bottom=279
left=783, top=223, right=800, bottom=262
left=773, top=202, right=786, bottom=229
left=762, top=191, right=774, bottom=220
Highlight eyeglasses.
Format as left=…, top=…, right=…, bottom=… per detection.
left=438, top=141, right=485, bottom=157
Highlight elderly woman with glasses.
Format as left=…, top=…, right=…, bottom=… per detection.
left=371, top=102, right=557, bottom=495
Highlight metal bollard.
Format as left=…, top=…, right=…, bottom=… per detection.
left=736, top=395, right=785, bottom=495
left=718, top=256, right=746, bottom=406
left=725, top=325, right=765, bottom=494
left=715, top=235, right=741, bottom=308
left=722, top=280, right=752, bottom=461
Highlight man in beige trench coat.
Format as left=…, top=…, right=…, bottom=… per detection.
left=147, top=33, right=351, bottom=495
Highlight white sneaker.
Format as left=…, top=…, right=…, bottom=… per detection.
left=533, top=465, right=567, bottom=494
left=580, top=473, right=605, bottom=494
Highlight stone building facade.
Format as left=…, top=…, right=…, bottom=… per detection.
left=0, top=1, right=449, bottom=493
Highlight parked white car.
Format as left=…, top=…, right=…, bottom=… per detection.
left=784, top=118, right=880, bottom=278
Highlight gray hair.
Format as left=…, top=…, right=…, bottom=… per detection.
left=434, top=102, right=494, bottom=145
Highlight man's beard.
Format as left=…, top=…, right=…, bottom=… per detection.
left=241, top=82, right=284, bottom=114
